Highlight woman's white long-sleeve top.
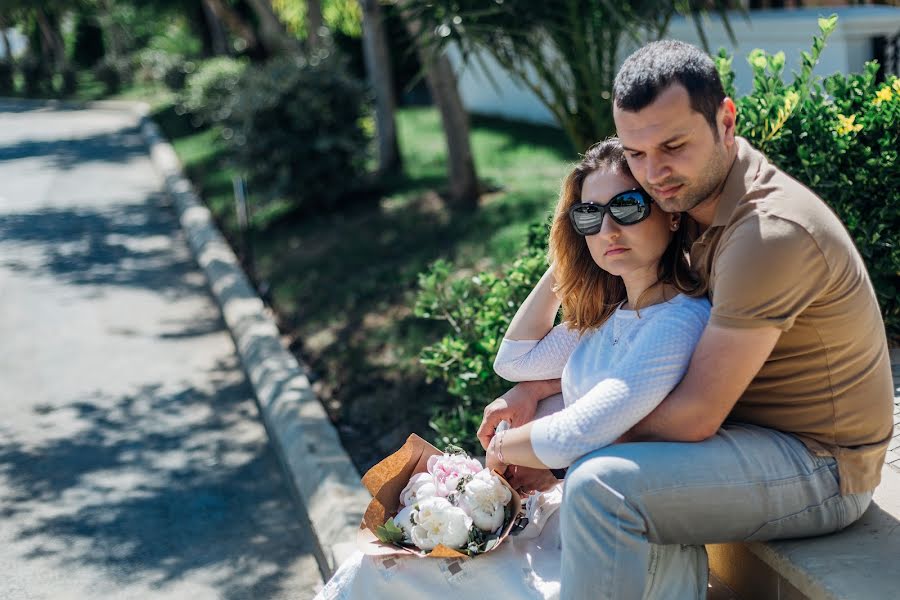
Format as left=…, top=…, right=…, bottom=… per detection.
left=493, top=294, right=711, bottom=469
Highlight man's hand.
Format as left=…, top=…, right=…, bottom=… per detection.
left=477, top=380, right=559, bottom=450
left=505, top=465, right=560, bottom=497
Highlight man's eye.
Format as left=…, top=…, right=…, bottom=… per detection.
left=627, top=152, right=643, bottom=159
left=665, top=144, right=684, bottom=152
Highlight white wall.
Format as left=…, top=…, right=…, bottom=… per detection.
left=449, top=5, right=900, bottom=128
left=0, top=28, right=27, bottom=60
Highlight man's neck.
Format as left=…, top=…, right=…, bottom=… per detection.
left=688, top=147, right=738, bottom=231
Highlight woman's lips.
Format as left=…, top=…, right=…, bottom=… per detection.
left=605, top=247, right=629, bottom=256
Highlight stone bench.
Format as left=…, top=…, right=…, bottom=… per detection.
left=709, top=349, right=900, bottom=600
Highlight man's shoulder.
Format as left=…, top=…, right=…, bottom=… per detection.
left=730, top=146, right=844, bottom=236
left=723, top=169, right=852, bottom=261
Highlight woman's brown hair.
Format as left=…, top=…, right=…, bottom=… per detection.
left=548, top=137, right=705, bottom=333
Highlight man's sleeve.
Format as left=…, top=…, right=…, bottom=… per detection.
left=709, top=214, right=829, bottom=331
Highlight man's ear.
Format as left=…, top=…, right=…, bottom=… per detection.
left=720, top=97, right=737, bottom=145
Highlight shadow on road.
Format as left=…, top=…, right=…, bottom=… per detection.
left=0, top=126, right=148, bottom=171
left=0, top=193, right=208, bottom=299
left=0, top=357, right=315, bottom=599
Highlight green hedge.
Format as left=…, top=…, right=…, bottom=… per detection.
left=720, top=15, right=898, bottom=335
left=415, top=16, right=899, bottom=454
left=225, top=52, right=370, bottom=214
left=178, top=57, right=247, bottom=127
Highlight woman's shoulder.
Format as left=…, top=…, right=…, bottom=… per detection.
left=670, top=293, right=712, bottom=311
left=649, top=293, right=711, bottom=324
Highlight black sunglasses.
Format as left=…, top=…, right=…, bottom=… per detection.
left=568, top=189, right=653, bottom=236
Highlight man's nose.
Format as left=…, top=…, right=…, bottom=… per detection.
left=645, top=157, right=671, bottom=186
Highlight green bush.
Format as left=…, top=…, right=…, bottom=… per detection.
left=72, top=11, right=105, bottom=69
left=178, top=57, right=247, bottom=127
left=414, top=222, right=550, bottom=453
left=716, top=14, right=899, bottom=335
left=21, top=56, right=51, bottom=97
left=225, top=52, right=370, bottom=213
left=415, top=15, right=898, bottom=452
left=93, top=54, right=132, bottom=95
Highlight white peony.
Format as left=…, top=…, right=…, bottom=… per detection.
left=399, top=472, right=438, bottom=506
left=407, top=496, right=472, bottom=550
left=393, top=504, right=416, bottom=543
left=458, top=469, right=513, bottom=532
left=427, top=453, right=484, bottom=497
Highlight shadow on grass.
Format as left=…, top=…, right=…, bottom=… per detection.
left=470, top=113, right=574, bottom=160
left=0, top=360, right=318, bottom=599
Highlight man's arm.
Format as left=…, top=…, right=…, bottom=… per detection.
left=628, top=323, right=781, bottom=442
left=477, top=379, right=562, bottom=449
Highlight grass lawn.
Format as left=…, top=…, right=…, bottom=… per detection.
left=156, top=104, right=575, bottom=471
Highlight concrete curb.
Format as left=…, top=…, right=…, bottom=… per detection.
left=135, top=103, right=368, bottom=581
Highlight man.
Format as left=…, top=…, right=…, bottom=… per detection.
left=478, top=40, right=894, bottom=599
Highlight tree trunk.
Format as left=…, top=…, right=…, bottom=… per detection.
left=98, top=0, right=127, bottom=59
left=305, top=0, right=325, bottom=52
left=244, top=0, right=301, bottom=55
left=0, top=19, right=12, bottom=64
left=203, top=0, right=259, bottom=53
left=359, top=0, right=402, bottom=174
left=402, top=10, right=478, bottom=210
left=200, top=0, right=231, bottom=55
left=34, top=8, right=67, bottom=71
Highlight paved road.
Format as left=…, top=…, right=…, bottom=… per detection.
left=0, top=102, right=323, bottom=599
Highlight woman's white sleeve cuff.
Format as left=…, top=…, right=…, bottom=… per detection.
left=529, top=415, right=570, bottom=470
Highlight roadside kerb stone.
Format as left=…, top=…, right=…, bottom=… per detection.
left=138, top=105, right=368, bottom=581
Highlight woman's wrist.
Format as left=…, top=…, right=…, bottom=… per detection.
left=486, top=431, right=508, bottom=471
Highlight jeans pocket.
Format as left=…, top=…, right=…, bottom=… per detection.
left=743, top=493, right=847, bottom=542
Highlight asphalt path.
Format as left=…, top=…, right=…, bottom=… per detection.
left=0, top=101, right=323, bottom=599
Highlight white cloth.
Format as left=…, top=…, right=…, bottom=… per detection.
left=493, top=294, right=711, bottom=468
left=315, top=487, right=565, bottom=600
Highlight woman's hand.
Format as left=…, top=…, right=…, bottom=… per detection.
left=478, top=381, right=557, bottom=450
left=505, top=465, right=560, bottom=497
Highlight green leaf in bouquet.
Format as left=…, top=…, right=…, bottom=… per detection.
left=456, top=474, right=474, bottom=493
left=375, top=518, right=406, bottom=545
left=443, top=443, right=468, bottom=456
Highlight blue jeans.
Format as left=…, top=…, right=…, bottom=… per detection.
left=559, top=423, right=873, bottom=600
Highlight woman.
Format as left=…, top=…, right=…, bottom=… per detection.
left=315, top=138, right=710, bottom=600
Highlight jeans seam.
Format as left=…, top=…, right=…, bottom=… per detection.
left=636, top=462, right=837, bottom=499
left=610, top=496, right=625, bottom=598
left=742, top=492, right=844, bottom=541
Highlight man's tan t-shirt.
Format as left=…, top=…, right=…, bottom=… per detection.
left=690, top=137, right=894, bottom=495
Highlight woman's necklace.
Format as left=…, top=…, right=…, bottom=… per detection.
left=611, top=312, right=638, bottom=346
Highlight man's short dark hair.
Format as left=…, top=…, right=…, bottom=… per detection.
left=613, top=40, right=726, bottom=133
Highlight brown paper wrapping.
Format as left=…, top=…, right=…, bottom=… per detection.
left=356, top=433, right=523, bottom=558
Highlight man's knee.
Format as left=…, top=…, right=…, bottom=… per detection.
left=563, top=447, right=643, bottom=514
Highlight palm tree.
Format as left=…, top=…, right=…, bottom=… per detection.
left=305, top=0, right=324, bottom=51
left=359, top=0, right=402, bottom=174
left=244, top=0, right=302, bottom=55
left=401, top=0, right=737, bottom=152
left=401, top=2, right=478, bottom=210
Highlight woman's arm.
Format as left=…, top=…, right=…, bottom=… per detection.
left=489, top=301, right=709, bottom=470
left=493, top=265, right=581, bottom=381
left=504, top=265, right=561, bottom=341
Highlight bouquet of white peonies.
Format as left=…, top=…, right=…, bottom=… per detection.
left=357, top=435, right=522, bottom=558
